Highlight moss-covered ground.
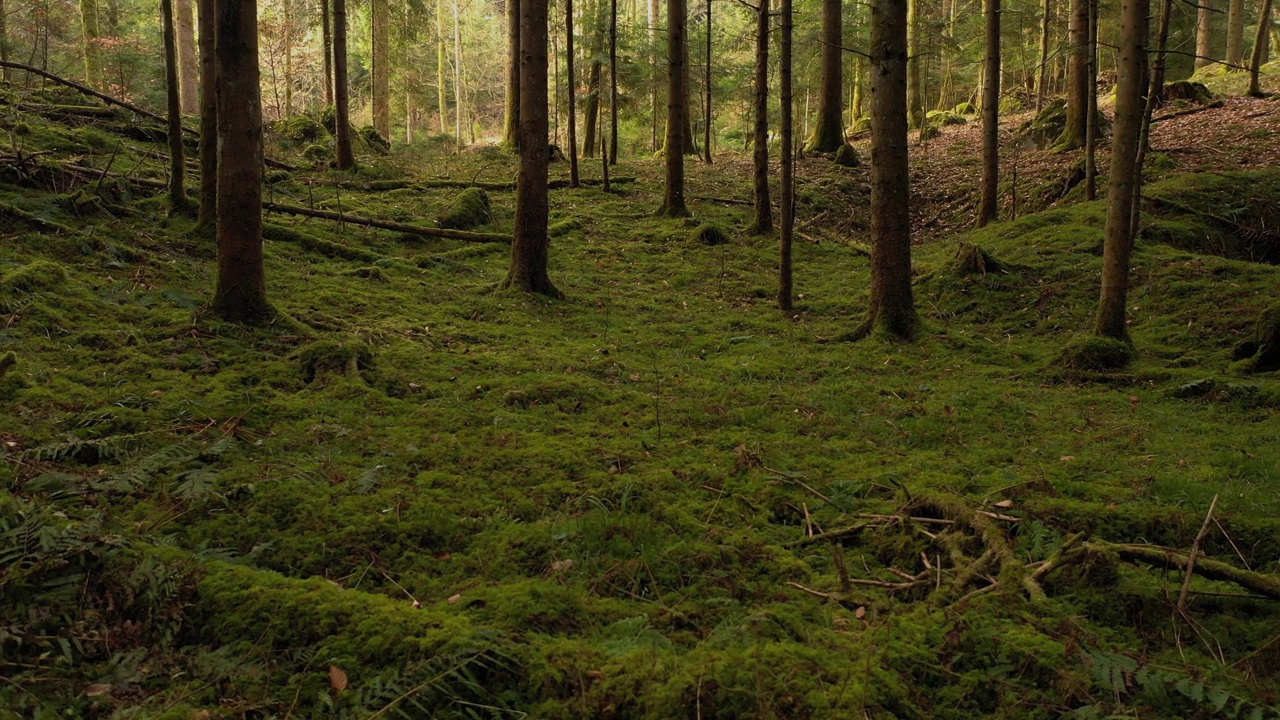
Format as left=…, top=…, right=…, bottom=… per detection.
left=3, top=84, right=1280, bottom=718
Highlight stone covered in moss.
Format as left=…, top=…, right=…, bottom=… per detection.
left=1232, top=302, right=1280, bottom=373
left=296, top=338, right=376, bottom=384
left=358, top=125, right=392, bottom=155
left=438, top=187, right=493, bottom=230
left=1057, top=335, right=1135, bottom=371
left=691, top=222, right=729, bottom=246
left=272, top=115, right=328, bottom=147
left=834, top=143, right=861, bottom=168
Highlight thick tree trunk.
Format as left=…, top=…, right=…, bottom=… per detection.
left=213, top=0, right=270, bottom=322
left=659, top=0, right=689, bottom=216
left=1035, top=0, right=1051, bottom=111
left=175, top=0, right=198, bottom=114
left=333, top=0, right=355, bottom=169
left=567, top=0, right=580, bottom=186
left=806, top=0, right=844, bottom=151
left=162, top=0, right=188, bottom=212
left=1196, top=0, right=1214, bottom=69
left=503, top=0, right=519, bottom=149
left=610, top=0, right=619, bottom=163
left=906, top=0, right=923, bottom=129
left=749, top=0, right=771, bottom=235
left=779, top=0, right=794, bottom=310
left=1248, top=0, right=1274, bottom=95
left=80, top=0, right=103, bottom=89
left=1227, top=0, right=1245, bottom=66
left=504, top=0, right=561, bottom=296
left=321, top=0, right=333, bottom=105
left=1055, top=0, right=1089, bottom=150
left=977, top=0, right=999, bottom=227
left=860, top=0, right=918, bottom=340
left=1095, top=0, right=1148, bottom=341
left=372, top=0, right=390, bottom=140
left=196, top=0, right=217, bottom=230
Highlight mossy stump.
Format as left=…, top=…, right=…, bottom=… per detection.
left=1057, top=336, right=1135, bottom=372
left=297, top=339, right=376, bottom=384
left=834, top=144, right=861, bottom=168
left=950, top=243, right=1006, bottom=276
left=691, top=223, right=729, bottom=246
left=1232, top=303, right=1280, bottom=373
left=439, top=188, right=493, bottom=230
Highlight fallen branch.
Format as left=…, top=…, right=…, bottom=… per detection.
left=1092, top=541, right=1280, bottom=601
left=1177, top=495, right=1219, bottom=614
left=263, top=202, right=511, bottom=243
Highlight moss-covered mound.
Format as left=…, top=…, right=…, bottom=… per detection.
left=834, top=143, right=861, bottom=167
left=691, top=222, right=729, bottom=246
left=1057, top=335, right=1136, bottom=371
left=438, top=187, right=493, bottom=230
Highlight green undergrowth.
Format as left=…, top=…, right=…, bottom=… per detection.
left=2, top=100, right=1280, bottom=718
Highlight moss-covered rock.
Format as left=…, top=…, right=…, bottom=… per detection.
left=1162, top=80, right=1213, bottom=105
left=953, top=101, right=976, bottom=115
left=834, top=143, right=861, bottom=168
left=1056, top=335, right=1135, bottom=371
left=847, top=116, right=872, bottom=136
left=438, top=187, right=493, bottom=230
left=296, top=338, right=376, bottom=384
left=272, top=115, right=328, bottom=146
left=1017, top=98, right=1112, bottom=150
left=691, top=222, right=729, bottom=246
left=926, top=110, right=967, bottom=127
left=357, top=125, right=392, bottom=155
left=0, top=350, right=15, bottom=378
left=550, top=218, right=584, bottom=237
left=1232, top=303, right=1280, bottom=373
left=301, top=142, right=333, bottom=166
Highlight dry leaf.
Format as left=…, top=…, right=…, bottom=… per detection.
left=993, top=499, right=1015, bottom=509
left=855, top=606, right=866, bottom=619
left=84, top=683, right=112, bottom=697
left=550, top=559, right=574, bottom=572
left=586, top=670, right=604, bottom=679
left=1060, top=455, right=1076, bottom=462
left=329, top=665, right=349, bottom=692
left=447, top=593, right=462, bottom=605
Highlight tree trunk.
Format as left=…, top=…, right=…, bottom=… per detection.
left=1227, top=0, right=1245, bottom=66
left=567, top=0, right=581, bottom=186
left=175, top=0, right=198, bottom=114
left=702, top=0, right=710, bottom=163
left=749, top=0, right=771, bottom=235
left=504, top=0, right=561, bottom=296
left=333, top=0, right=355, bottom=169
left=213, top=0, right=270, bottom=322
left=437, top=0, right=447, bottom=134
left=321, top=0, right=333, bottom=105
left=779, top=0, right=794, bottom=310
left=196, top=0, right=217, bottom=230
left=1131, top=0, right=1172, bottom=238
left=79, top=0, right=103, bottom=89
left=851, top=56, right=864, bottom=120
left=503, top=0, right=520, bottom=149
left=372, top=0, right=390, bottom=140
left=1248, top=0, right=1274, bottom=95
left=0, top=0, right=8, bottom=81
left=1055, top=0, right=1089, bottom=150
left=1095, top=0, right=1148, bottom=341
left=162, top=0, right=188, bottom=213
left=659, top=0, right=689, bottom=216
left=452, top=0, right=464, bottom=141
left=806, top=0, right=844, bottom=151
left=682, top=39, right=697, bottom=154
left=1196, top=0, right=1214, bottom=69
left=650, top=0, right=660, bottom=151
left=977, top=0, right=999, bottom=227
left=610, top=0, right=619, bottom=163
left=860, top=0, right=918, bottom=340
left=1085, top=0, right=1097, bottom=199
left=283, top=0, right=294, bottom=116
left=906, top=0, right=923, bottom=129
left=583, top=0, right=604, bottom=157
left=1035, top=0, right=1051, bottom=112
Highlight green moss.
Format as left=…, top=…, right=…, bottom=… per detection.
left=273, top=115, right=328, bottom=146
left=1232, top=302, right=1280, bottom=373
left=0, top=259, right=67, bottom=295
left=262, top=223, right=385, bottom=262
left=1056, top=335, right=1136, bottom=371
left=549, top=218, right=584, bottom=237
left=690, top=222, right=729, bottom=246
left=833, top=143, right=861, bottom=168
left=0, top=351, right=14, bottom=378
left=438, top=187, right=493, bottom=230
left=357, top=125, right=392, bottom=155
left=295, top=337, right=376, bottom=384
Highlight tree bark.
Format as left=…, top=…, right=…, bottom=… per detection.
left=372, top=0, right=390, bottom=140
left=0, top=0, right=8, bottom=81
left=175, top=0, right=198, bottom=114
left=162, top=0, right=189, bottom=213
left=503, top=0, right=520, bottom=149
left=610, top=0, right=619, bottom=163
left=1130, top=0, right=1172, bottom=236
left=1095, top=0, right=1148, bottom=341
left=583, top=0, right=605, bottom=157
left=806, top=0, right=844, bottom=151
left=213, top=0, right=270, bottom=322
left=1227, top=0, right=1246, bottom=66
left=504, top=0, right=561, bottom=296
left=1085, top=0, right=1097, bottom=199
left=860, top=0, right=918, bottom=340
left=977, top=0, right=999, bottom=227
left=779, top=0, right=794, bottom=310
left=1035, top=0, right=1051, bottom=111
left=650, top=0, right=660, bottom=151
left=333, top=0, right=355, bottom=169
left=452, top=0, right=464, bottom=141
left=436, top=0, right=447, bottom=134
left=80, top=0, right=103, bottom=89
left=1248, top=0, right=1274, bottom=95
left=196, top=0, right=217, bottom=230
left=1054, top=0, right=1089, bottom=150
left=749, top=0, right=772, bottom=235
left=702, top=0, right=711, bottom=163
left=321, top=0, right=333, bottom=105
left=906, top=0, right=923, bottom=129
left=659, top=0, right=689, bottom=216
left=1196, top=0, right=1214, bottom=69
left=567, top=0, right=580, bottom=186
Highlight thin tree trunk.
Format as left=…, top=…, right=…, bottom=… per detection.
left=584, top=0, right=604, bottom=156
left=372, top=0, right=390, bottom=139
left=1196, top=0, right=1214, bottom=69
left=504, top=0, right=520, bottom=149
left=851, top=56, right=864, bottom=120
left=406, top=91, right=414, bottom=143
left=1249, top=0, right=1274, bottom=95
left=610, top=0, right=619, bottom=163
left=504, top=0, right=561, bottom=296
left=806, top=0, right=844, bottom=150
left=1095, top=0, right=1148, bottom=341
left=682, top=38, right=697, bottom=153
left=906, top=0, right=923, bottom=129
left=175, top=0, right=197, bottom=114
left=660, top=0, right=689, bottom=216
left=437, top=0, right=447, bottom=134
left=213, top=0, right=269, bottom=322
left=284, top=0, right=294, bottom=116
left=196, top=0, right=216, bottom=230
left=333, top=0, right=355, bottom=168
left=650, top=0, right=660, bottom=151
left=1130, top=0, right=1172, bottom=238
left=1085, top=0, right=1097, bottom=198
left=1035, top=0, right=1051, bottom=111
left=162, top=0, right=188, bottom=212
left=0, top=0, right=8, bottom=81
left=79, top=0, right=103, bottom=89
left=453, top=0, right=464, bottom=141
left=322, top=0, right=333, bottom=105
left=703, top=0, right=712, bottom=163
left=861, top=0, right=918, bottom=340
left=978, top=0, right=999, bottom=227
left=779, top=0, right=794, bottom=310
left=749, top=0, right=771, bottom=235
left=1227, top=0, right=1245, bottom=66
left=567, top=0, right=581, bottom=186
left=1055, top=0, right=1089, bottom=150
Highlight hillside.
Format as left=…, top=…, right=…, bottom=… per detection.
left=2, top=79, right=1280, bottom=718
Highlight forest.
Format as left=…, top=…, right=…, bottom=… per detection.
left=0, top=0, right=1278, bottom=713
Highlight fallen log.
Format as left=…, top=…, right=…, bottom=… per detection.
left=262, top=202, right=511, bottom=243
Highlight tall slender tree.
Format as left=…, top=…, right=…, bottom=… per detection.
left=1054, top=0, right=1089, bottom=150
left=1095, top=0, right=1149, bottom=341
left=584, top=0, right=605, bottom=156
left=1227, top=0, right=1246, bottom=66
left=174, top=0, right=197, bottom=114
left=161, top=0, right=188, bottom=213
left=372, top=0, right=391, bottom=140
left=702, top=0, right=712, bottom=163
left=806, top=0, right=843, bottom=151
left=749, top=0, right=771, bottom=235
left=610, top=0, right=619, bottom=163
left=196, top=0, right=217, bottom=230
left=977, top=0, right=999, bottom=226
left=1248, top=0, right=1274, bottom=95
left=859, top=0, right=918, bottom=339
left=333, top=0, right=356, bottom=169
left=1195, top=0, right=1214, bottom=69
left=437, top=0, right=448, bottom=133
left=504, top=0, right=561, bottom=296
left=213, top=0, right=270, bottom=322
left=1035, top=0, right=1051, bottom=112
left=321, top=0, right=334, bottom=104
left=779, top=0, right=795, bottom=310
left=659, top=0, right=690, bottom=216
left=906, top=0, right=923, bottom=129
left=80, top=0, right=103, bottom=89
left=567, top=0, right=581, bottom=186
left=503, top=0, right=520, bottom=149
left=1085, top=0, right=1098, bottom=199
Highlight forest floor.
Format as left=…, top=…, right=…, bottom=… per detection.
left=2, top=66, right=1280, bottom=719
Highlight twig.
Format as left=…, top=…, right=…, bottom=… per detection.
left=1177, top=494, right=1219, bottom=615
left=783, top=521, right=873, bottom=547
